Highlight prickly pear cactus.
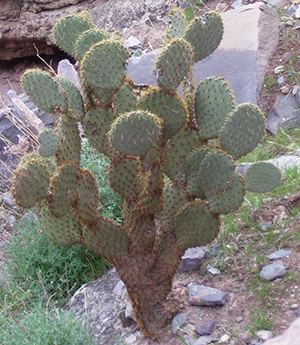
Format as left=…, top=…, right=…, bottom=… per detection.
left=11, top=9, right=281, bottom=339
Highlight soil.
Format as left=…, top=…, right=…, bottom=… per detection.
left=0, top=0, right=300, bottom=344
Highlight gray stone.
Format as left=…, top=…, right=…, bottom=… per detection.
left=183, top=334, right=197, bottom=345
left=127, top=2, right=280, bottom=105
left=0, top=192, right=16, bottom=209
left=63, top=268, right=125, bottom=345
left=259, top=260, right=286, bottom=281
left=178, top=247, right=207, bottom=273
left=195, top=320, right=217, bottom=336
left=287, top=5, right=297, bottom=16
left=266, top=249, right=292, bottom=260
left=267, top=155, right=300, bottom=172
left=207, top=265, right=221, bottom=276
left=274, top=65, right=285, bottom=74
left=277, top=76, right=285, bottom=86
left=256, top=330, right=274, bottom=341
left=124, top=36, right=141, bottom=49
left=188, top=284, right=228, bottom=306
left=236, top=315, right=244, bottom=323
left=57, top=59, right=83, bottom=94
left=194, top=335, right=218, bottom=345
left=171, top=312, right=187, bottom=335
left=125, top=301, right=135, bottom=321
left=112, top=280, right=127, bottom=299
left=267, top=94, right=300, bottom=134
left=231, top=0, right=243, bottom=9
left=258, top=221, right=273, bottom=232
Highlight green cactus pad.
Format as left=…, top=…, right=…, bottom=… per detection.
left=164, top=127, right=204, bottom=184
left=81, top=40, right=130, bottom=90
left=109, top=111, right=163, bottom=157
left=219, top=103, right=265, bottom=159
left=53, top=14, right=94, bottom=57
left=75, top=28, right=109, bottom=60
left=75, top=169, right=100, bottom=224
left=56, top=77, right=85, bottom=120
left=56, top=115, right=81, bottom=166
left=165, top=9, right=187, bottom=42
left=245, top=162, right=281, bottom=193
left=185, top=146, right=213, bottom=198
left=22, top=69, right=67, bottom=114
left=184, top=11, right=223, bottom=62
left=89, top=87, right=115, bottom=106
left=48, top=163, right=78, bottom=218
left=40, top=206, right=82, bottom=246
left=83, top=105, right=115, bottom=157
left=108, top=158, right=140, bottom=200
left=198, top=150, right=235, bottom=193
left=113, top=79, right=138, bottom=115
left=208, top=173, right=245, bottom=214
left=11, top=158, right=50, bottom=208
left=195, top=76, right=235, bottom=139
left=174, top=201, right=220, bottom=251
left=155, top=38, right=193, bottom=92
left=138, top=87, right=187, bottom=141
left=82, top=218, right=129, bottom=264
left=38, top=129, right=59, bottom=157
left=159, top=182, right=189, bottom=231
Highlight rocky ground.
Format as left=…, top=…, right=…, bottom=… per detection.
left=0, top=0, right=300, bottom=344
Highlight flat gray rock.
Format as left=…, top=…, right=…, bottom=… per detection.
left=196, top=320, right=217, bottom=336
left=178, top=247, right=207, bottom=273
left=260, top=260, right=287, bottom=281
left=127, top=2, right=280, bottom=104
left=267, top=249, right=292, bottom=260
left=188, top=284, right=228, bottom=306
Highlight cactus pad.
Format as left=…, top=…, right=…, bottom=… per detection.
left=174, top=201, right=220, bottom=251
left=184, top=11, right=223, bottom=62
left=164, top=127, right=204, bottom=183
left=56, top=77, right=85, bottom=120
left=245, top=162, right=281, bottom=193
left=48, top=163, right=78, bottom=218
left=219, top=103, right=265, bottom=159
left=109, top=111, right=163, bottom=157
left=75, top=28, right=109, bottom=60
left=83, top=105, right=115, bottom=157
left=138, top=87, right=187, bottom=141
left=165, top=9, right=187, bottom=42
left=11, top=158, right=50, bottom=208
left=113, top=79, right=138, bottom=115
left=75, top=169, right=100, bottom=224
left=195, top=76, right=235, bottom=139
left=38, top=129, right=59, bottom=157
left=40, top=206, right=82, bottom=246
left=53, top=14, right=93, bottom=57
left=155, top=38, right=193, bottom=92
left=22, top=69, right=67, bottom=114
left=108, top=158, right=140, bottom=200
left=81, top=40, right=130, bottom=90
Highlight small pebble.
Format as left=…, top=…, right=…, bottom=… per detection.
left=281, top=86, right=290, bottom=94
left=277, top=76, right=284, bottom=86
left=274, top=65, right=285, bottom=74
left=236, top=315, right=244, bottom=323
left=256, top=330, right=274, bottom=341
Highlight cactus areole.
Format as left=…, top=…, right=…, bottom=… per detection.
left=12, top=10, right=281, bottom=339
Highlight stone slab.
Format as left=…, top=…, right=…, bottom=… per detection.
left=188, top=284, right=228, bottom=306
left=127, top=2, right=280, bottom=104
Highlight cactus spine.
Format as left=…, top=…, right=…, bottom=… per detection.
left=11, top=10, right=281, bottom=339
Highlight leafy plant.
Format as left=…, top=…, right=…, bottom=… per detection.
left=0, top=305, right=97, bottom=345
left=3, top=217, right=109, bottom=307
left=11, top=9, right=281, bottom=338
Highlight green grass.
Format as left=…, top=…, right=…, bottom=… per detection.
left=2, top=217, right=110, bottom=308
left=0, top=305, right=97, bottom=345
left=81, top=140, right=123, bottom=222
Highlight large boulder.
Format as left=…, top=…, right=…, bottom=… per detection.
left=264, top=318, right=300, bottom=345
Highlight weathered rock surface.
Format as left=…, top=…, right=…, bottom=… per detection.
left=259, top=260, right=287, bottom=281
left=263, top=317, right=300, bottom=345
left=127, top=2, right=280, bottom=104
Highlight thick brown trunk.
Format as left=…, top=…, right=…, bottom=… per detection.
left=116, top=251, right=182, bottom=339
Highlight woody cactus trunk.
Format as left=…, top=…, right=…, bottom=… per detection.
left=11, top=9, right=281, bottom=338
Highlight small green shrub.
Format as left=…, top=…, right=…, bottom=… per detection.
left=80, top=140, right=123, bottom=222
left=3, top=217, right=110, bottom=306
left=0, top=305, right=97, bottom=345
